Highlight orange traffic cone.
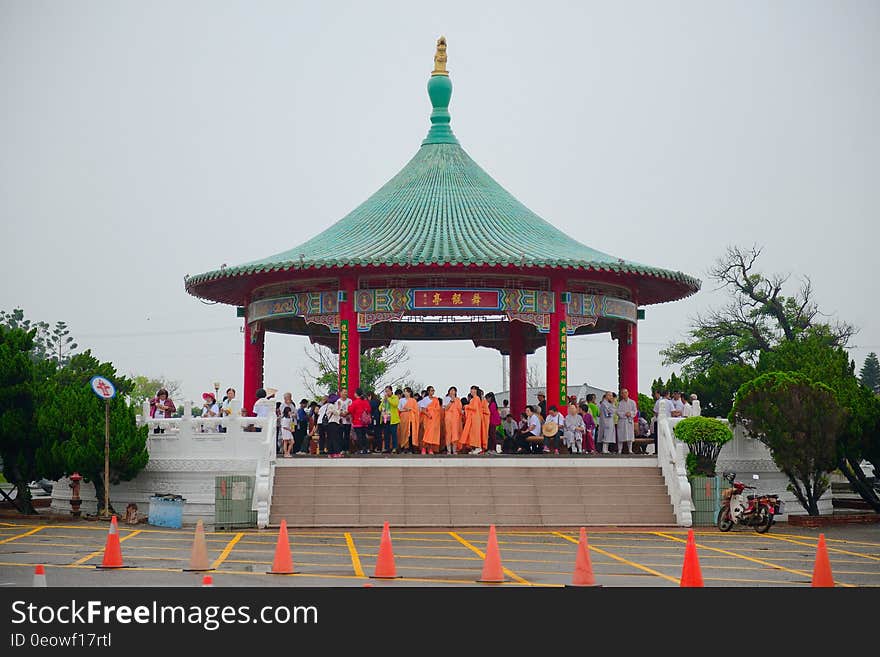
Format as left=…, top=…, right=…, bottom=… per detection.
left=183, top=520, right=213, bottom=572
left=267, top=520, right=298, bottom=574
left=96, top=515, right=127, bottom=569
left=33, top=564, right=47, bottom=587
left=371, top=521, right=398, bottom=579
left=202, top=574, right=214, bottom=587
left=568, top=527, right=601, bottom=587
left=679, top=528, right=704, bottom=587
left=477, top=525, right=505, bottom=583
left=812, top=533, right=834, bottom=587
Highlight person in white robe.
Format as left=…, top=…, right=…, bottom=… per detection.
left=598, top=392, right=617, bottom=453
left=616, top=388, right=638, bottom=454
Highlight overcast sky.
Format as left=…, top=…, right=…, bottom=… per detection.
left=2, top=1, right=877, bottom=405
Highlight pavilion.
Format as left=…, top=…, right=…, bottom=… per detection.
left=185, top=37, right=700, bottom=416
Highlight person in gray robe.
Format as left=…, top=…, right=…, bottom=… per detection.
left=598, top=392, right=617, bottom=453
left=616, top=388, right=638, bottom=454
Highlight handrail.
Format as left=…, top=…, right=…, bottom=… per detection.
left=656, top=408, right=693, bottom=527
left=252, top=416, right=275, bottom=529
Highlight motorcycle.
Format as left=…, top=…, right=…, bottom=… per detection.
left=717, top=472, right=783, bottom=534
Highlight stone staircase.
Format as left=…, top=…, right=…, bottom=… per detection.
left=269, top=459, right=676, bottom=527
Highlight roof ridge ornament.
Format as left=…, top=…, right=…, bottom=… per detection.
left=423, top=36, right=459, bottom=146
left=432, top=36, right=449, bottom=76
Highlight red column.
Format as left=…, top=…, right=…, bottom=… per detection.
left=509, top=321, right=527, bottom=417
left=617, top=320, right=638, bottom=401
left=243, top=318, right=265, bottom=416
left=545, top=277, right=568, bottom=413
left=338, top=276, right=360, bottom=395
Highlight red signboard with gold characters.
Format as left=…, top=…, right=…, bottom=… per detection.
left=411, top=289, right=502, bottom=311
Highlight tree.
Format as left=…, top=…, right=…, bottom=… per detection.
left=673, top=416, right=733, bottom=477
left=0, top=308, right=78, bottom=366
left=301, top=343, right=410, bottom=398
left=662, top=246, right=855, bottom=378
left=686, top=363, right=757, bottom=418
left=637, top=393, right=654, bottom=423
left=860, top=352, right=880, bottom=394
left=757, top=334, right=880, bottom=512
left=128, top=375, right=182, bottom=408
left=36, top=351, right=148, bottom=514
left=0, top=327, right=54, bottom=514
left=731, top=371, right=844, bottom=516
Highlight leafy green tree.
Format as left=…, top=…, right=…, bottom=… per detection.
left=731, top=371, right=844, bottom=516
left=36, top=351, right=148, bottom=514
left=128, top=375, right=182, bottom=408
left=0, top=327, right=54, bottom=514
left=663, top=246, right=855, bottom=377
left=757, top=334, right=880, bottom=512
left=686, top=363, right=756, bottom=418
left=0, top=308, right=78, bottom=365
left=860, top=352, right=880, bottom=394
left=637, top=393, right=654, bottom=423
left=673, top=416, right=733, bottom=476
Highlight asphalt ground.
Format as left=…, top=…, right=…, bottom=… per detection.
left=0, top=520, right=878, bottom=587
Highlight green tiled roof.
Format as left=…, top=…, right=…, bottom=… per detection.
left=186, top=53, right=700, bottom=303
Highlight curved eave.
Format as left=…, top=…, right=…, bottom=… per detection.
left=185, top=261, right=701, bottom=307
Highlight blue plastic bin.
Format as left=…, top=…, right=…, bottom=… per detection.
left=148, top=495, right=185, bottom=528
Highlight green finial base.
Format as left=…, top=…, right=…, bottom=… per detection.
left=422, top=70, right=458, bottom=145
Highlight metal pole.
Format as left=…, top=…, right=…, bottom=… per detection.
left=104, top=399, right=110, bottom=517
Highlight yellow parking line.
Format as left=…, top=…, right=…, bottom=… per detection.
left=0, top=526, right=45, bottom=545
left=0, top=560, right=548, bottom=585
left=344, top=533, right=365, bottom=578
left=652, top=531, right=855, bottom=588
left=67, top=529, right=142, bottom=567
left=448, top=532, right=531, bottom=585
left=551, top=531, right=680, bottom=584
left=210, top=532, right=244, bottom=570
left=759, top=533, right=880, bottom=562
left=770, top=531, right=880, bottom=548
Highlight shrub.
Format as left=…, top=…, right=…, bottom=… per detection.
left=730, top=371, right=843, bottom=515
left=673, top=416, right=733, bottom=477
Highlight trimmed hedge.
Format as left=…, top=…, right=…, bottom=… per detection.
left=673, top=416, right=733, bottom=477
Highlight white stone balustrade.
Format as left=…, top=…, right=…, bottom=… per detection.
left=656, top=406, right=694, bottom=527
left=51, top=402, right=276, bottom=527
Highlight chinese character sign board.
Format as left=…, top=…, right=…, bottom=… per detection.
left=559, top=321, right=568, bottom=406
left=412, top=289, right=502, bottom=310
left=339, top=319, right=350, bottom=393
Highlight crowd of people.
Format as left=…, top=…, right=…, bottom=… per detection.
left=148, top=384, right=700, bottom=457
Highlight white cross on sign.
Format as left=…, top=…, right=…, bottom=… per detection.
left=90, top=376, right=116, bottom=400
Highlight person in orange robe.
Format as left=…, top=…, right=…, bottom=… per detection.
left=479, top=389, right=491, bottom=451
left=421, top=386, right=441, bottom=454
left=443, top=386, right=462, bottom=454
left=460, top=386, right=484, bottom=454
left=399, top=387, right=420, bottom=454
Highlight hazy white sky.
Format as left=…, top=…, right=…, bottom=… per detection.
left=2, top=1, right=877, bottom=404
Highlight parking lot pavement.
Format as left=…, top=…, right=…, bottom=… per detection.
left=0, top=520, right=878, bottom=587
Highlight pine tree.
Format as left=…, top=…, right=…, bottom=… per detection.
left=860, top=352, right=880, bottom=394
left=0, top=326, right=54, bottom=514
left=36, top=351, right=148, bottom=514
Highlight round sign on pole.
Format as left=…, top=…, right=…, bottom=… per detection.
left=90, top=376, right=116, bottom=400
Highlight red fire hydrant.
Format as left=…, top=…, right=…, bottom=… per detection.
left=69, top=472, right=83, bottom=518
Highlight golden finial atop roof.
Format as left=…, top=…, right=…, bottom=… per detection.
left=432, top=35, right=449, bottom=76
